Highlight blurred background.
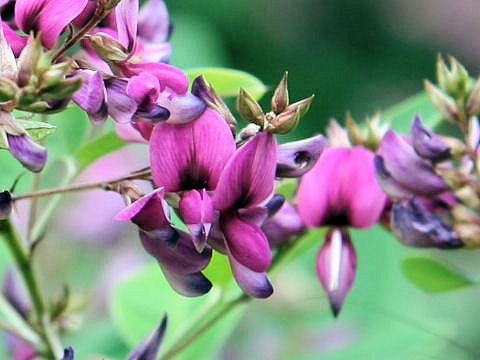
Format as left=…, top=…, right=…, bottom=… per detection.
left=2, top=0, right=480, bottom=359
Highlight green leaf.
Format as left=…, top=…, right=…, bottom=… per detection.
left=383, top=91, right=442, bottom=132
left=276, top=178, right=298, bottom=200
left=401, top=255, right=473, bottom=292
left=111, top=263, right=244, bottom=360
left=76, top=130, right=127, bottom=170
left=203, top=251, right=233, bottom=288
left=186, top=67, right=267, bottom=100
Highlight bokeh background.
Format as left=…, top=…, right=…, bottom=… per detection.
left=2, top=0, right=480, bottom=359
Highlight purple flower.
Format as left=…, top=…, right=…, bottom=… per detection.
left=0, top=191, right=12, bottom=219
left=262, top=201, right=305, bottom=248
left=127, top=315, right=167, bottom=360
left=297, top=146, right=386, bottom=315
left=14, top=0, right=88, bottom=49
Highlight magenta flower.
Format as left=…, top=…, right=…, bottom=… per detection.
left=14, top=0, right=88, bottom=49
left=297, top=146, right=387, bottom=315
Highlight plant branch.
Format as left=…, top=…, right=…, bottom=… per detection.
left=12, top=168, right=152, bottom=202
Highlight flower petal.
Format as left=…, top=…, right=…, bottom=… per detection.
left=276, top=135, right=326, bottom=178
left=138, top=0, right=170, bottom=43
left=410, top=113, right=450, bottom=161
left=7, top=133, right=47, bottom=173
left=161, top=268, right=212, bottom=297
left=126, top=72, right=160, bottom=106
left=380, top=130, right=449, bottom=196
left=214, top=132, right=277, bottom=210
left=115, top=0, right=138, bottom=52
left=220, top=210, right=271, bottom=273
left=105, top=78, right=139, bottom=124
left=1, top=21, right=27, bottom=56
left=157, top=91, right=206, bottom=124
left=150, top=108, right=235, bottom=191
left=61, top=347, right=74, bottom=360
left=262, top=202, right=304, bottom=248
left=127, top=315, right=167, bottom=360
left=317, top=228, right=356, bottom=317
left=72, top=70, right=108, bottom=124
left=373, top=155, right=414, bottom=199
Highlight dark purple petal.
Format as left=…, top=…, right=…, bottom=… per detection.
left=379, top=130, right=449, bottom=197
left=105, top=78, right=139, bottom=124
left=179, top=189, right=214, bottom=252
left=150, top=108, right=236, bottom=191
left=114, top=188, right=170, bottom=232
left=227, top=246, right=273, bottom=298
left=72, top=70, right=108, bottom=125
left=391, top=197, right=463, bottom=249
left=317, top=228, right=356, bottom=317
left=135, top=105, right=170, bottom=124
left=115, top=0, right=138, bottom=53
left=214, top=132, right=277, bottom=210
left=127, top=315, right=167, bottom=360
left=0, top=191, right=12, bottom=219
left=410, top=113, right=450, bottom=161
left=373, top=155, right=414, bottom=199
left=264, top=193, right=286, bottom=218
left=15, top=0, right=88, bottom=48
left=140, top=230, right=212, bottom=275
left=62, top=346, right=74, bottom=360
left=162, top=268, right=212, bottom=297
left=221, top=210, right=271, bottom=273
left=276, top=135, right=326, bottom=178
left=262, top=202, right=304, bottom=248
left=138, top=0, right=170, bottom=43
left=7, top=133, right=47, bottom=173
left=157, top=91, right=206, bottom=124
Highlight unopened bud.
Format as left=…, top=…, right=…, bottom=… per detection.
left=436, top=55, right=469, bottom=98
left=0, top=78, right=17, bottom=102
left=271, top=72, right=289, bottom=114
left=454, top=223, right=480, bottom=247
left=285, top=95, right=314, bottom=119
left=466, top=77, right=480, bottom=117
left=269, top=107, right=300, bottom=134
left=0, top=191, right=12, bottom=219
left=114, top=181, right=145, bottom=205
left=437, top=135, right=467, bottom=157
left=40, top=61, right=73, bottom=89
left=452, top=203, right=480, bottom=224
left=327, top=118, right=351, bottom=147
left=87, top=33, right=129, bottom=62
left=455, top=186, right=480, bottom=209
left=41, top=77, right=83, bottom=100
left=236, top=88, right=265, bottom=126
left=425, top=80, right=459, bottom=121
left=345, top=112, right=366, bottom=145
left=467, top=116, right=480, bottom=151
left=17, top=35, right=50, bottom=87
left=238, top=123, right=260, bottom=142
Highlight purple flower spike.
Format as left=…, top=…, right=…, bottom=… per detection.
left=0, top=191, right=12, bottom=220
left=317, top=228, right=356, bottom=317
left=15, top=0, right=88, bottom=48
left=379, top=130, right=449, bottom=197
left=162, top=268, right=212, bottom=297
left=276, top=134, right=326, bottom=178
left=214, top=132, right=277, bottom=210
left=227, top=246, right=273, bottom=298
left=150, top=108, right=236, bottom=192
left=410, top=113, right=450, bottom=161
left=7, top=133, right=47, bottom=173
left=127, top=315, right=167, bottom=360
left=62, top=347, right=74, bottom=360
left=220, top=210, right=271, bottom=273
left=297, top=146, right=386, bottom=229
left=179, top=189, right=214, bottom=253
left=391, top=197, right=463, bottom=249
left=72, top=70, right=108, bottom=124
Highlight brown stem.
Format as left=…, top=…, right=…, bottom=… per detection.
left=12, top=169, right=151, bottom=202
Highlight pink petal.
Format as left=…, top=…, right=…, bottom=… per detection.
left=138, top=0, right=170, bottom=43
left=317, top=228, right=356, bottom=317
left=221, top=210, right=271, bottom=273
left=116, top=123, right=149, bottom=144
left=150, top=108, right=236, bottom=191
left=115, top=0, right=138, bottom=52
left=1, top=21, right=27, bottom=56
left=214, top=132, right=277, bottom=211
left=126, top=71, right=160, bottom=105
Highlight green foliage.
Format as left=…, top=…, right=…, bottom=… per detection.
left=186, top=67, right=267, bottom=100
left=111, top=263, right=245, bottom=360
left=401, top=255, right=472, bottom=292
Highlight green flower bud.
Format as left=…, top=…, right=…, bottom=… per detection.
left=269, top=107, right=300, bottom=134
left=236, top=87, right=265, bottom=126
left=87, top=33, right=129, bottom=62
left=0, top=78, right=18, bottom=102
left=271, top=72, right=289, bottom=114
left=425, top=80, right=459, bottom=121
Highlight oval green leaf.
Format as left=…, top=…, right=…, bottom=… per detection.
left=186, top=67, right=267, bottom=100
left=401, top=255, right=472, bottom=293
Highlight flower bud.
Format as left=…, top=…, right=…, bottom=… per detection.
left=424, top=80, right=459, bottom=121
left=87, top=32, right=129, bottom=62
left=345, top=112, right=366, bottom=146
left=285, top=95, right=314, bottom=119
left=269, top=106, right=300, bottom=134
left=40, top=61, right=73, bottom=89
left=0, top=191, right=12, bottom=219
left=436, top=55, right=469, bottom=99
left=467, top=116, right=480, bottom=151
left=127, top=315, right=167, bottom=360
left=454, top=223, right=480, bottom=247
left=0, top=77, right=17, bottom=102
left=455, top=186, right=480, bottom=209
left=410, top=113, right=450, bottom=161
left=17, top=34, right=49, bottom=87
left=236, top=87, right=265, bottom=126
left=326, top=119, right=351, bottom=147
left=466, top=76, right=480, bottom=117
left=271, top=72, right=289, bottom=114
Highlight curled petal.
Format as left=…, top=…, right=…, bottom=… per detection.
left=138, top=0, right=170, bottom=43
left=221, top=210, right=271, bottom=273
left=276, top=135, right=326, bottom=178
left=262, top=202, right=304, bottom=248
left=157, top=91, right=206, bottom=124
left=114, top=188, right=170, bottom=232
left=410, top=113, right=450, bottom=161
left=317, top=228, right=356, bottom=317
left=7, top=133, right=47, bottom=173
left=374, top=155, right=414, bottom=199
left=135, top=104, right=170, bottom=124
left=150, top=108, right=236, bottom=191
left=214, top=132, right=277, bottom=210
left=105, top=78, right=139, bottom=124
left=72, top=70, right=108, bottom=124
left=227, top=249, right=273, bottom=298
left=391, top=197, right=463, bottom=249
left=161, top=268, right=212, bottom=297
left=126, top=72, right=160, bottom=106
left=127, top=315, right=167, bottom=360
left=379, top=130, right=449, bottom=196
left=140, top=230, right=212, bottom=275
left=15, top=0, right=88, bottom=48
left=264, top=193, right=286, bottom=218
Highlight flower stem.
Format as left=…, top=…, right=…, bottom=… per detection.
left=158, top=294, right=250, bottom=360
left=0, top=219, right=63, bottom=359
left=12, top=168, right=152, bottom=202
